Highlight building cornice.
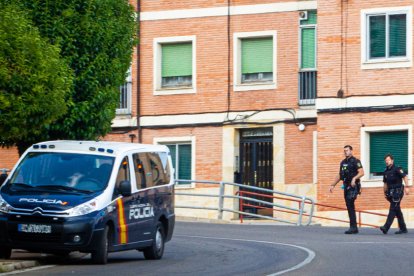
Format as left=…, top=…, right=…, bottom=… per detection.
left=139, top=109, right=316, bottom=128
left=140, top=1, right=317, bottom=21
left=316, top=94, right=414, bottom=113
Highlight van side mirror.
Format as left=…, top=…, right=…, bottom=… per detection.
left=118, top=180, right=131, bottom=197
left=0, top=169, right=9, bottom=187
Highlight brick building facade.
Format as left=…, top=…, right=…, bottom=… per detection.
left=316, top=0, right=414, bottom=225
left=1, top=0, right=414, bottom=226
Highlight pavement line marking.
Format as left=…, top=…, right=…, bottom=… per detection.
left=1, top=265, right=56, bottom=275
left=176, top=235, right=315, bottom=276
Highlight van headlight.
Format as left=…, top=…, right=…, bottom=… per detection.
left=67, top=200, right=98, bottom=217
left=0, top=195, right=12, bottom=214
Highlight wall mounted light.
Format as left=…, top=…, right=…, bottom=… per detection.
left=129, top=133, right=137, bottom=143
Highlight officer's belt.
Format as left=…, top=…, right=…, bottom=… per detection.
left=388, top=184, right=403, bottom=190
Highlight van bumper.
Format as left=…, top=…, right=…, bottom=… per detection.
left=0, top=213, right=104, bottom=253
left=165, top=214, right=175, bottom=242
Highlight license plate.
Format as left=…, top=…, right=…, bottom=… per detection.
left=18, top=224, right=52, bottom=234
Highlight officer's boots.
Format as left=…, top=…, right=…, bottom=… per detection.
left=380, top=225, right=407, bottom=234
left=395, top=228, right=408, bottom=234
left=379, top=226, right=388, bottom=234
left=344, top=227, right=358, bottom=234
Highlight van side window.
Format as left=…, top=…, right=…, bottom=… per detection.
left=114, top=157, right=130, bottom=197
left=148, top=152, right=170, bottom=186
left=133, top=153, right=153, bottom=189
left=158, top=152, right=171, bottom=184
left=133, top=153, right=146, bottom=190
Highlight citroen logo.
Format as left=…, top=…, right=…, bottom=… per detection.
left=32, top=207, right=44, bottom=215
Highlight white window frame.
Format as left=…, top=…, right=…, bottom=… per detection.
left=233, top=31, right=277, bottom=92
left=361, top=6, right=412, bottom=70
left=360, top=125, right=412, bottom=187
left=153, top=136, right=196, bottom=188
left=116, top=67, right=132, bottom=115
left=153, top=36, right=197, bottom=95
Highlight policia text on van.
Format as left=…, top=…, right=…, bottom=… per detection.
left=0, top=141, right=175, bottom=264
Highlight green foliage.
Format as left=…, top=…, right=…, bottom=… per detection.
left=18, top=0, right=138, bottom=140
left=2, top=0, right=137, bottom=154
left=0, top=3, right=73, bottom=147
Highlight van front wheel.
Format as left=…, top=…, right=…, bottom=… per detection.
left=91, top=226, right=109, bottom=264
left=143, top=222, right=165, bottom=260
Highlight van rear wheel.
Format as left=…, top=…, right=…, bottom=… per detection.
left=91, top=226, right=109, bottom=264
left=0, top=247, right=11, bottom=259
left=143, top=222, right=165, bottom=260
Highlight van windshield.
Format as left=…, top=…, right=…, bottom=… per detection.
left=8, top=152, right=114, bottom=193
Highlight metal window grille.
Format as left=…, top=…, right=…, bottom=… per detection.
left=116, top=68, right=132, bottom=115
left=298, top=70, right=317, bottom=105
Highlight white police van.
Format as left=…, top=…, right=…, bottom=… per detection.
left=0, top=141, right=175, bottom=264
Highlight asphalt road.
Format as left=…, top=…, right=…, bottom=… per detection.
left=6, top=221, right=414, bottom=275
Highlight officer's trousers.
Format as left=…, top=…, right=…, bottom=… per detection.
left=344, top=190, right=357, bottom=229
left=384, top=192, right=407, bottom=231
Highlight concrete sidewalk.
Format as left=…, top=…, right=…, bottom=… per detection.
left=0, top=259, right=39, bottom=273
left=0, top=250, right=88, bottom=273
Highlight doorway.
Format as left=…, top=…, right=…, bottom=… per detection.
left=239, top=128, right=273, bottom=216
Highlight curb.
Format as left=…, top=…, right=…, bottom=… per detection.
left=176, top=216, right=322, bottom=226
left=176, top=216, right=231, bottom=224
left=0, top=260, right=39, bottom=273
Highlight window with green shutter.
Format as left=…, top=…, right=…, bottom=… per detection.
left=241, top=37, right=273, bottom=83
left=301, top=28, right=316, bottom=69
left=161, top=43, right=192, bottom=87
left=300, top=10, right=317, bottom=69
left=300, top=11, right=316, bottom=69
left=369, top=131, right=408, bottom=176
left=389, top=14, right=407, bottom=57
left=368, top=13, right=407, bottom=60
left=166, top=143, right=192, bottom=184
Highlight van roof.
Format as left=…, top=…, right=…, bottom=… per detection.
left=30, top=140, right=169, bottom=156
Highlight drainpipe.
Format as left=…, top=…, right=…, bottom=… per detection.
left=137, top=0, right=142, bottom=143
left=226, top=0, right=231, bottom=119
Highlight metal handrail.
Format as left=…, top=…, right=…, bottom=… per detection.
left=238, top=190, right=387, bottom=228
left=175, top=179, right=388, bottom=228
left=174, top=179, right=315, bottom=226
left=237, top=190, right=314, bottom=226
left=310, top=202, right=387, bottom=228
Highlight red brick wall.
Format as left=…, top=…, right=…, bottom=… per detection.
left=285, top=123, right=316, bottom=184
left=102, top=131, right=138, bottom=143
left=139, top=10, right=301, bottom=116
left=142, top=127, right=223, bottom=183
left=317, top=111, right=414, bottom=211
left=318, top=0, right=414, bottom=98
left=0, top=147, right=20, bottom=171
left=317, top=0, right=414, bottom=213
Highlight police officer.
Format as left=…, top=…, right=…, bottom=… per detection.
left=380, top=154, right=409, bottom=234
left=329, top=145, right=364, bottom=234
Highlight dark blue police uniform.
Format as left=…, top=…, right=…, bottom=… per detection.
left=339, top=156, right=362, bottom=232
left=381, top=165, right=407, bottom=234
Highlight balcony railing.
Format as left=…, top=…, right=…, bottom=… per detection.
left=298, top=70, right=317, bottom=106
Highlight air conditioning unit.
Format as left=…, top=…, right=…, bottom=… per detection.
left=299, top=11, right=308, bottom=20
